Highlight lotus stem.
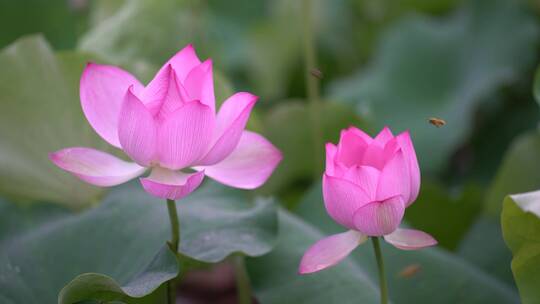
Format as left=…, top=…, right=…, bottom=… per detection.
left=371, top=237, right=389, bottom=304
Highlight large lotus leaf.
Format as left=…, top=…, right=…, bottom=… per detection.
left=458, top=217, right=515, bottom=286
left=502, top=190, right=540, bottom=304
left=295, top=183, right=519, bottom=303
left=485, top=131, right=540, bottom=216
left=0, top=35, right=114, bottom=208
left=246, top=210, right=380, bottom=304
left=0, top=181, right=278, bottom=303
left=331, top=0, right=539, bottom=172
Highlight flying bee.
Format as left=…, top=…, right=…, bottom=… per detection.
left=428, top=117, right=446, bottom=128
left=398, top=264, right=421, bottom=278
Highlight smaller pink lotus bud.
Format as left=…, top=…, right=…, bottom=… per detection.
left=299, top=126, right=436, bottom=275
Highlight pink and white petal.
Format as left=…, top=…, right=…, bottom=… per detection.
left=49, top=147, right=146, bottom=187
left=157, top=101, right=214, bottom=170
left=80, top=63, right=143, bottom=148
left=343, top=165, right=380, bottom=201
left=384, top=228, right=437, bottom=250
left=352, top=196, right=405, bottom=236
left=195, top=131, right=282, bottom=189
left=376, top=150, right=411, bottom=203
left=299, top=230, right=367, bottom=274
left=374, top=126, right=394, bottom=145
left=118, top=89, right=158, bottom=166
left=184, top=60, right=215, bottom=112
left=140, top=168, right=205, bottom=200
left=336, top=127, right=369, bottom=167
left=397, top=131, right=421, bottom=205
left=156, top=67, right=191, bottom=122
left=323, top=174, right=371, bottom=230
left=197, top=92, right=257, bottom=166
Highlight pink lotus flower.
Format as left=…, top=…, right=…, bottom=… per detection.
left=50, top=45, right=282, bottom=200
left=299, top=127, right=436, bottom=274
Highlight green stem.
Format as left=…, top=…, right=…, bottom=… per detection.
left=166, top=199, right=180, bottom=304
left=371, top=237, right=388, bottom=304
left=234, top=255, right=252, bottom=304
left=302, top=0, right=324, bottom=176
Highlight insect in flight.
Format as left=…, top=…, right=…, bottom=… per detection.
left=428, top=117, right=446, bottom=128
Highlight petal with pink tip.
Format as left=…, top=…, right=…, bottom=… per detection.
left=298, top=230, right=367, bottom=274
left=197, top=92, right=257, bottom=165
left=336, top=128, right=369, bottom=167
left=361, top=142, right=386, bottom=169
left=184, top=60, right=215, bottom=112
left=376, top=150, right=410, bottom=202
left=195, top=131, right=282, bottom=189
left=374, top=126, right=394, bottom=145
left=343, top=165, right=380, bottom=201
left=140, top=168, right=205, bottom=200
left=352, top=196, right=405, bottom=236
left=155, top=67, right=191, bottom=121
left=140, top=64, right=172, bottom=113
left=165, top=44, right=202, bottom=81
left=323, top=174, right=371, bottom=229
left=325, top=143, right=338, bottom=176
left=384, top=228, right=437, bottom=250
left=146, top=45, right=201, bottom=91
left=118, top=89, right=158, bottom=166
left=49, top=147, right=146, bottom=186
left=157, top=101, right=214, bottom=170
left=397, top=131, right=421, bottom=205
left=80, top=63, right=143, bottom=148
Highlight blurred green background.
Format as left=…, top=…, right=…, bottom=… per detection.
left=2, top=0, right=540, bottom=303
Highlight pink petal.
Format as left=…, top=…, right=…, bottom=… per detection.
left=376, top=150, right=411, bottom=202
left=156, top=67, right=191, bottom=121
left=299, top=230, right=367, bottom=274
left=142, top=45, right=201, bottom=108
left=336, top=127, right=370, bottom=167
left=323, top=174, right=371, bottom=229
left=361, top=142, right=386, bottom=169
left=343, top=165, right=380, bottom=201
left=165, top=44, right=202, bottom=81
left=140, top=168, right=205, bottom=200
left=384, top=228, right=437, bottom=250
left=147, top=45, right=201, bottom=89
left=197, top=92, right=257, bottom=165
left=184, top=59, right=215, bottom=113
left=157, top=101, right=214, bottom=170
left=397, top=131, right=421, bottom=205
left=325, top=143, right=338, bottom=176
left=49, top=147, right=146, bottom=186
left=352, top=196, right=405, bottom=236
left=80, top=63, right=143, bottom=148
left=140, top=64, right=173, bottom=113
left=381, top=137, right=400, bottom=163
left=195, top=131, right=282, bottom=189
left=374, top=126, right=394, bottom=145
left=118, top=88, right=158, bottom=166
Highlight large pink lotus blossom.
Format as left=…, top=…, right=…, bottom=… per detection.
left=50, top=45, right=282, bottom=200
left=299, top=127, right=436, bottom=274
